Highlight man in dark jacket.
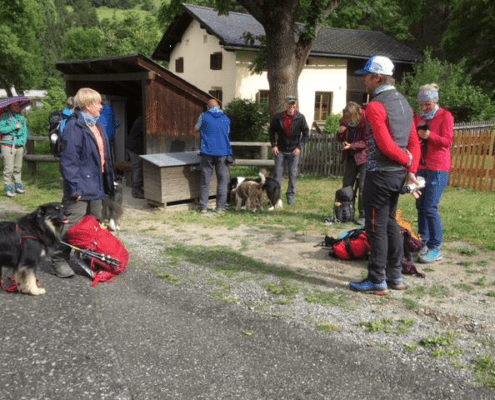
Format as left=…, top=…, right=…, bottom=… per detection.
left=269, top=96, right=309, bottom=205
left=126, top=116, right=144, bottom=199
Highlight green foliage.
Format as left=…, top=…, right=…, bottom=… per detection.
left=323, top=114, right=341, bottom=135
left=326, top=0, right=422, bottom=41
left=0, top=0, right=44, bottom=94
left=441, top=0, right=495, bottom=93
left=100, top=13, right=161, bottom=57
left=26, top=78, right=67, bottom=138
left=225, top=99, right=270, bottom=142
left=472, top=355, right=495, bottom=388
left=396, top=50, right=495, bottom=122
left=62, top=27, right=105, bottom=61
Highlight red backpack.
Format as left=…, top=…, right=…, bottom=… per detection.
left=66, top=215, right=129, bottom=286
left=322, top=227, right=371, bottom=260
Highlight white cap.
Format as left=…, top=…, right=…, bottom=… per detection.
left=355, top=55, right=394, bottom=76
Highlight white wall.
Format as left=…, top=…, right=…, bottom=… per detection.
left=170, top=21, right=348, bottom=128
left=169, top=20, right=237, bottom=105
left=236, top=52, right=347, bottom=128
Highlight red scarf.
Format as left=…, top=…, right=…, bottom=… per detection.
left=283, top=112, right=295, bottom=137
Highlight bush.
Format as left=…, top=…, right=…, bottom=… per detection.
left=323, top=114, right=341, bottom=135
left=225, top=99, right=269, bottom=142
left=397, top=50, right=495, bottom=122
left=26, top=78, right=67, bottom=145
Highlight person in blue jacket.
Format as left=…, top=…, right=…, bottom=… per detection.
left=98, top=102, right=119, bottom=157
left=51, top=88, right=115, bottom=278
left=195, top=98, right=232, bottom=214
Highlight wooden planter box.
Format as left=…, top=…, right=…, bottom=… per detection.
left=141, top=151, right=217, bottom=208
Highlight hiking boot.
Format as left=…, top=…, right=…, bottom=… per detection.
left=418, top=245, right=428, bottom=256
left=5, top=186, right=15, bottom=197
left=52, top=262, right=75, bottom=278
left=387, top=278, right=407, bottom=290
left=418, top=248, right=442, bottom=264
left=199, top=208, right=208, bottom=214
left=349, top=279, right=388, bottom=293
left=214, top=208, right=226, bottom=215
left=15, top=183, right=26, bottom=194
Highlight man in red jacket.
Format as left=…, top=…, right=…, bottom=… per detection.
left=349, top=55, right=421, bottom=293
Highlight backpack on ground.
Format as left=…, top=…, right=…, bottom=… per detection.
left=323, top=186, right=355, bottom=224
left=320, top=227, right=370, bottom=260
left=48, top=109, right=70, bottom=157
left=65, top=215, right=129, bottom=287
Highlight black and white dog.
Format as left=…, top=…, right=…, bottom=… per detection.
left=102, top=170, right=124, bottom=231
left=0, top=203, right=69, bottom=295
left=229, top=172, right=283, bottom=211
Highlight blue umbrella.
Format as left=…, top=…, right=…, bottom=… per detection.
left=0, top=96, right=34, bottom=115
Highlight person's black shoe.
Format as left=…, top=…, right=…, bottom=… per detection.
left=132, top=190, right=145, bottom=199
left=52, top=262, right=75, bottom=278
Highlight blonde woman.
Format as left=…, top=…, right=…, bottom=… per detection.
left=337, top=101, right=368, bottom=224
left=51, top=88, right=115, bottom=278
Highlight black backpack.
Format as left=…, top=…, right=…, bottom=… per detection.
left=48, top=110, right=69, bottom=157
left=323, top=186, right=355, bottom=224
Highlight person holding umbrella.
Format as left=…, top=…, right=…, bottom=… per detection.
left=0, top=96, right=33, bottom=197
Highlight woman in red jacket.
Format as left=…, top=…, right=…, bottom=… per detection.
left=413, top=83, right=454, bottom=263
left=337, top=101, right=368, bottom=225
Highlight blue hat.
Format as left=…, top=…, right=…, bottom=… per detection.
left=355, top=55, right=394, bottom=76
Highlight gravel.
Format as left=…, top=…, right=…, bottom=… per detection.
left=119, top=229, right=495, bottom=389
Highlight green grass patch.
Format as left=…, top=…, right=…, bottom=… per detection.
left=420, top=332, right=458, bottom=348
left=475, top=277, right=488, bottom=287
left=431, top=348, right=462, bottom=359
left=472, top=355, right=495, bottom=388
left=359, top=319, right=414, bottom=334
left=305, top=290, right=351, bottom=309
left=154, top=272, right=179, bottom=284
left=266, top=280, right=299, bottom=297
left=402, top=298, right=418, bottom=310
left=316, top=323, right=341, bottom=333
left=454, top=283, right=474, bottom=292
left=485, top=291, right=495, bottom=297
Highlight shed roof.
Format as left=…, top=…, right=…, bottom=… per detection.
left=152, top=4, right=422, bottom=64
left=55, top=53, right=211, bottom=103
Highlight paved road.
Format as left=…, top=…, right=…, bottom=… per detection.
left=1, top=263, right=492, bottom=400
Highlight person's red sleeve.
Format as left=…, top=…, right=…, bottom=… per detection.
left=366, top=102, right=410, bottom=166
left=406, top=123, right=420, bottom=174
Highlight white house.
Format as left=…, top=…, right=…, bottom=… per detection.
left=152, top=4, right=422, bottom=129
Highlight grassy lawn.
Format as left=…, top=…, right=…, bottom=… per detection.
left=3, top=163, right=495, bottom=251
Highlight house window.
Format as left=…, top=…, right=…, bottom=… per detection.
left=256, top=90, right=270, bottom=103
left=209, top=89, right=223, bottom=103
left=314, top=92, right=333, bottom=121
left=210, top=52, right=222, bottom=70
left=175, top=57, right=184, bottom=73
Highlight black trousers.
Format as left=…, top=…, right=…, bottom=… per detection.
left=342, top=157, right=366, bottom=218
left=363, top=169, right=405, bottom=283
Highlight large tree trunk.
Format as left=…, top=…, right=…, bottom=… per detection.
left=241, top=0, right=314, bottom=117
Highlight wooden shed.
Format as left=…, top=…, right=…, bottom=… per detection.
left=55, top=54, right=216, bottom=208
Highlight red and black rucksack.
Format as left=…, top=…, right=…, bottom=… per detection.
left=321, top=227, right=370, bottom=260
left=66, top=215, right=129, bottom=286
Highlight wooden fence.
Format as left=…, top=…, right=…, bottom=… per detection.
left=449, top=121, right=495, bottom=191
left=14, top=120, right=495, bottom=192
left=300, top=121, right=495, bottom=192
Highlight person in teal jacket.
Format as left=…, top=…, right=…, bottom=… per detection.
left=0, top=103, right=29, bottom=197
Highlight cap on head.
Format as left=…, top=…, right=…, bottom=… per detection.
left=285, top=95, right=297, bottom=104
left=355, top=55, right=394, bottom=76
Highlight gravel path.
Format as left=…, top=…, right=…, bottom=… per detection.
left=117, top=217, right=495, bottom=389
